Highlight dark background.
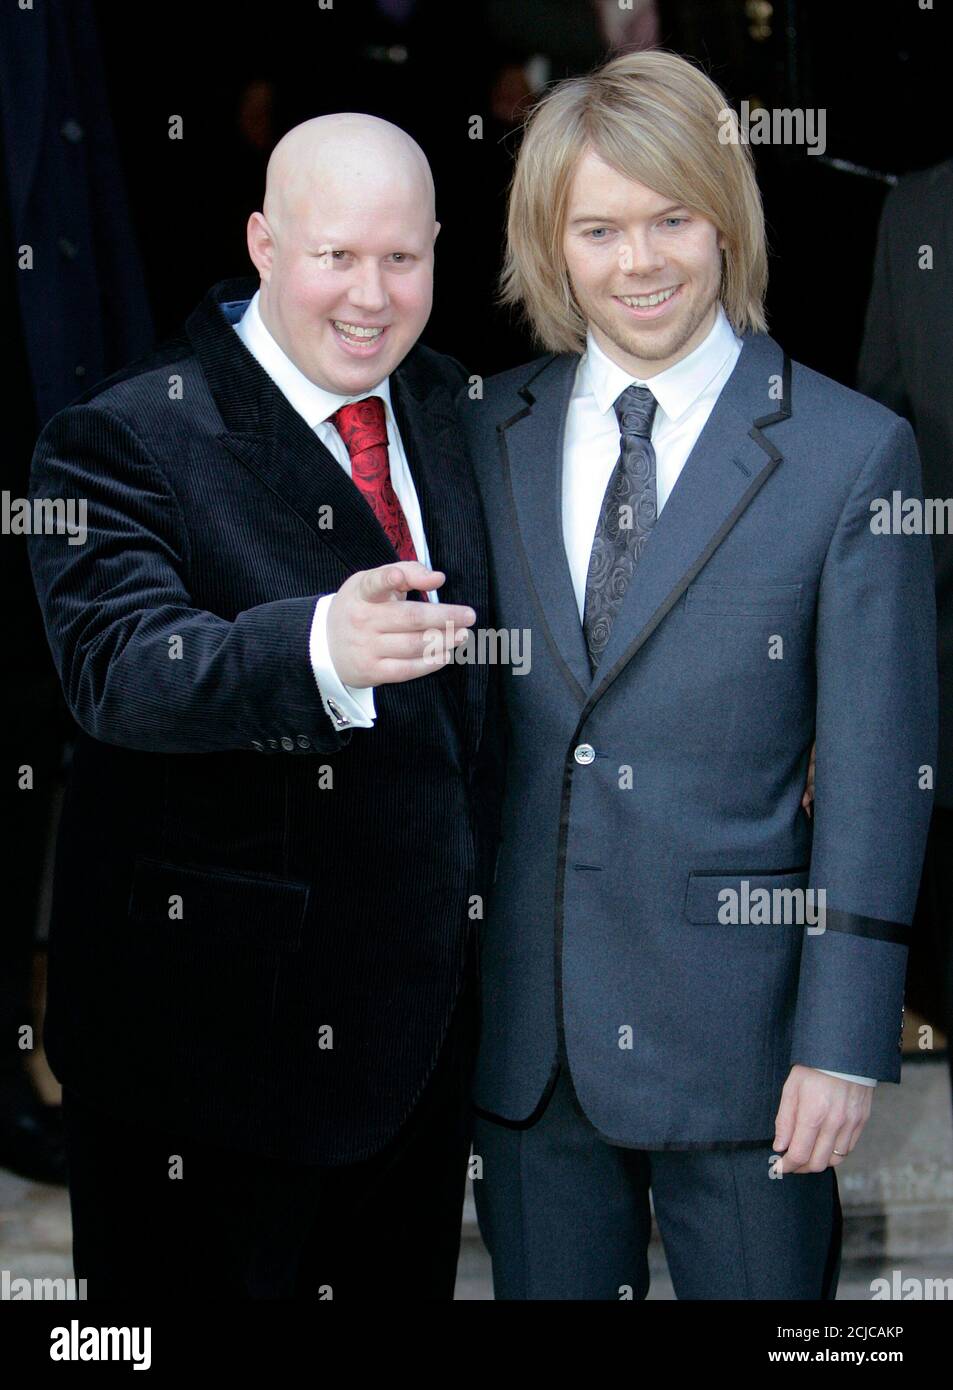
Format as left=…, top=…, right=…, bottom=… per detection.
left=92, top=0, right=953, bottom=382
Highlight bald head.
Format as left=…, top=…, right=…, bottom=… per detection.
left=246, top=113, right=439, bottom=395
left=262, top=113, right=435, bottom=244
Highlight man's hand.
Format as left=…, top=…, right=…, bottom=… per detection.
left=327, top=561, right=476, bottom=688
left=773, top=1065, right=873, bottom=1173
left=801, top=741, right=816, bottom=817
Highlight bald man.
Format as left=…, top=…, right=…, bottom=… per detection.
left=28, top=115, right=498, bottom=1299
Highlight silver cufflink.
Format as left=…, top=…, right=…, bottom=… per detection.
left=326, top=698, right=351, bottom=730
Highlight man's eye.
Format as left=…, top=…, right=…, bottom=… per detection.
left=662, top=218, right=686, bottom=228
left=586, top=228, right=611, bottom=239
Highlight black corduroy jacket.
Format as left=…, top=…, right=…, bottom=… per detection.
left=28, top=278, right=499, bottom=1164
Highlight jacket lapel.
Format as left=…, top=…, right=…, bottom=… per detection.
left=186, top=280, right=488, bottom=757
left=391, top=362, right=489, bottom=760
left=500, top=333, right=791, bottom=709
left=498, top=353, right=593, bottom=702
left=391, top=363, right=488, bottom=622
left=588, top=333, right=790, bottom=702
left=186, top=280, right=401, bottom=578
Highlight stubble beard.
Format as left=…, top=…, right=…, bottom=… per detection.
left=583, top=278, right=722, bottom=371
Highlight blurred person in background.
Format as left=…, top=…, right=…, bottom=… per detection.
left=0, top=0, right=153, bottom=1185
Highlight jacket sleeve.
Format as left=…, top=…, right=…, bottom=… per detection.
left=27, top=401, right=352, bottom=756
left=790, top=414, right=937, bottom=1080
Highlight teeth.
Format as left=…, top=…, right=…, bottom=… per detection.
left=333, top=321, right=384, bottom=339
left=620, top=288, right=677, bottom=308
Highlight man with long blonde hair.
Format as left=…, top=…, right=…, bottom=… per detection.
left=459, top=50, right=936, bottom=1299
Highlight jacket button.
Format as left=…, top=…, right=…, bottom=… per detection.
left=296, top=735, right=311, bottom=749
left=574, top=743, right=595, bottom=765
left=280, top=736, right=294, bottom=751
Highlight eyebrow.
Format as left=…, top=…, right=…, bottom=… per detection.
left=567, top=204, right=690, bottom=226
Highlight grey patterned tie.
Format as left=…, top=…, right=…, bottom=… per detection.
left=583, top=383, right=658, bottom=671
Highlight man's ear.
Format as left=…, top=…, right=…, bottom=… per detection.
left=247, top=211, right=274, bottom=280
left=433, top=220, right=441, bottom=245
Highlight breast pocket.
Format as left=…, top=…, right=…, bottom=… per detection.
left=684, top=582, right=802, bottom=617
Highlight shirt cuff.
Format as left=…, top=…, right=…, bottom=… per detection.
left=816, top=1068, right=877, bottom=1086
left=309, top=594, right=376, bottom=731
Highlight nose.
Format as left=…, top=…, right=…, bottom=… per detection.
left=618, top=230, right=666, bottom=278
left=347, top=259, right=389, bottom=314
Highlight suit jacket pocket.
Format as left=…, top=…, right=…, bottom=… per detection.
left=685, top=581, right=802, bottom=617
left=685, top=866, right=811, bottom=929
left=128, top=855, right=308, bottom=953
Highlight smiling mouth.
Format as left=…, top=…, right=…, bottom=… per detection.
left=331, top=320, right=389, bottom=348
left=617, top=286, right=680, bottom=309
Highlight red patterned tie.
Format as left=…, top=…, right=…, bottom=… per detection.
left=329, top=396, right=420, bottom=563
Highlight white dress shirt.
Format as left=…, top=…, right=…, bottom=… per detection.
left=233, top=290, right=435, bottom=731
left=564, top=307, right=875, bottom=1090
left=234, top=294, right=874, bottom=1089
left=563, top=304, right=741, bottom=617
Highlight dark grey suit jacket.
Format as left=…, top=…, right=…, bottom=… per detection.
left=460, top=330, right=937, bottom=1147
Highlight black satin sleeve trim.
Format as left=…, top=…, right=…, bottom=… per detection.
left=823, top=908, right=909, bottom=945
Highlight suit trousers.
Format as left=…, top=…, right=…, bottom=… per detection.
left=473, top=1060, right=842, bottom=1300
left=62, top=962, right=478, bottom=1300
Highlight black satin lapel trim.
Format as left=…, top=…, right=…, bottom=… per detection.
left=589, top=419, right=783, bottom=706
left=822, top=909, right=910, bottom=946
left=499, top=353, right=591, bottom=705
left=583, top=337, right=792, bottom=711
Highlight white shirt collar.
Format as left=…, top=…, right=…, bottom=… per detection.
left=234, top=289, right=394, bottom=429
left=581, top=303, right=742, bottom=424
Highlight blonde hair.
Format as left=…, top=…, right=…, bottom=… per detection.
left=500, top=49, right=768, bottom=351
